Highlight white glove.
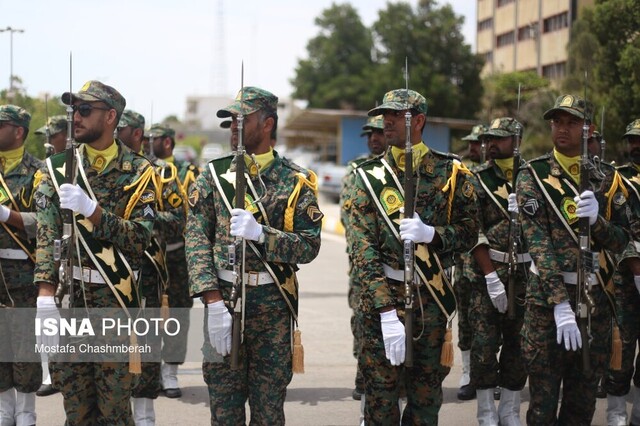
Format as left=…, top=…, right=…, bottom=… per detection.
left=399, top=212, right=435, bottom=244
left=36, top=296, right=61, bottom=350
left=574, top=190, right=599, bottom=226
left=59, top=183, right=97, bottom=217
left=485, top=271, right=508, bottom=313
left=0, top=205, right=10, bottom=222
left=230, top=208, right=263, bottom=241
left=634, top=275, right=640, bottom=296
left=507, top=193, right=519, bottom=214
left=380, top=309, right=405, bottom=366
left=207, top=300, right=233, bottom=356
left=554, top=300, right=582, bottom=351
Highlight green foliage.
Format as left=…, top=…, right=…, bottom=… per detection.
left=291, top=1, right=484, bottom=116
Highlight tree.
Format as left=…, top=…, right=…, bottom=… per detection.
left=564, top=0, right=640, bottom=163
left=291, top=3, right=375, bottom=110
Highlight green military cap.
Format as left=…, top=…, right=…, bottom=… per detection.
left=35, top=115, right=66, bottom=135
left=0, top=105, right=31, bottom=129
left=220, top=120, right=231, bottom=129
left=543, top=94, right=593, bottom=121
left=217, top=86, right=278, bottom=118
left=368, top=89, right=427, bottom=116
left=360, top=115, right=384, bottom=137
left=145, top=123, right=175, bottom=138
left=62, top=80, right=126, bottom=115
left=623, top=119, right=640, bottom=138
left=118, top=110, right=145, bottom=130
left=482, top=117, right=521, bottom=138
left=461, top=124, right=487, bottom=141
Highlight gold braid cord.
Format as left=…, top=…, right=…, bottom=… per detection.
left=123, top=166, right=156, bottom=220
left=604, top=171, right=628, bottom=221
left=284, top=170, right=318, bottom=233
left=441, top=160, right=472, bottom=224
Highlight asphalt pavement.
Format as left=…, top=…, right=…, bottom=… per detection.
left=32, top=195, right=613, bottom=425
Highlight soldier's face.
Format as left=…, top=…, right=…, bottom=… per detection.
left=487, top=136, right=513, bottom=160
left=231, top=112, right=270, bottom=154
left=628, top=136, right=640, bottom=164
left=50, top=131, right=67, bottom=154
left=550, top=111, right=586, bottom=157
left=383, top=110, right=413, bottom=148
left=118, top=126, right=142, bottom=153
left=468, top=141, right=482, bottom=163
left=0, top=121, right=22, bottom=151
left=73, top=101, right=111, bottom=144
left=367, top=130, right=387, bottom=156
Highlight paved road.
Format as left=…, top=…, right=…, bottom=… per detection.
left=33, top=195, right=613, bottom=425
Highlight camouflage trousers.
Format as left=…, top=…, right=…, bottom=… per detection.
left=359, top=286, right=450, bottom=425
left=51, top=361, right=134, bottom=426
left=469, top=272, right=526, bottom=390
left=349, top=276, right=364, bottom=391
left=0, top=286, right=41, bottom=393
left=163, top=246, right=192, bottom=364
left=453, top=273, right=473, bottom=351
left=522, top=287, right=611, bottom=426
left=604, top=271, right=640, bottom=396
left=202, top=283, right=292, bottom=426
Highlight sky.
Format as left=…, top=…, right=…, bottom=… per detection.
left=0, top=0, right=476, bottom=122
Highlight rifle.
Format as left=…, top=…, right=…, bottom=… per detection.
left=228, top=64, right=245, bottom=370
left=43, top=94, right=54, bottom=158
left=402, top=58, right=415, bottom=368
left=577, top=72, right=597, bottom=373
left=506, top=85, right=523, bottom=319
left=599, top=106, right=606, bottom=162
left=53, top=53, right=76, bottom=308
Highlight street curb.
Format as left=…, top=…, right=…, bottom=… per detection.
left=322, top=216, right=345, bottom=236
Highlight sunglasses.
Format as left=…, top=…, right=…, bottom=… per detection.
left=73, top=103, right=111, bottom=118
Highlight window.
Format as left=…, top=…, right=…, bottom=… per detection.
left=542, top=62, right=566, bottom=79
left=543, top=12, right=568, bottom=33
left=479, top=18, right=493, bottom=32
left=518, top=24, right=537, bottom=41
left=497, top=31, right=515, bottom=47
left=497, top=0, right=515, bottom=7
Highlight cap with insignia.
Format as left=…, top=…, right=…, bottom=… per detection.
left=482, top=117, right=521, bottom=138
left=35, top=115, right=66, bottom=135
left=623, top=119, right=640, bottom=138
left=217, top=86, right=278, bottom=118
left=543, top=94, right=593, bottom=121
left=145, top=124, right=175, bottom=139
left=368, top=89, right=427, bottom=117
left=0, top=105, right=31, bottom=129
left=360, top=115, right=384, bottom=137
left=117, top=110, right=145, bottom=130
left=461, top=124, right=487, bottom=141
left=62, top=80, right=126, bottom=116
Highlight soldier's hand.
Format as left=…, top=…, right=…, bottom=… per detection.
left=574, top=190, right=599, bottom=226
left=380, top=309, right=405, bottom=366
left=507, top=193, right=519, bottom=214
left=485, top=272, right=508, bottom=313
left=207, top=300, right=233, bottom=356
left=634, top=276, right=640, bottom=296
left=553, top=301, right=582, bottom=351
left=230, top=208, right=263, bottom=241
left=36, top=296, right=61, bottom=350
left=59, top=183, right=98, bottom=218
left=0, top=205, right=10, bottom=222
left=399, top=213, right=435, bottom=244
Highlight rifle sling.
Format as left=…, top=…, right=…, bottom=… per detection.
left=0, top=172, right=35, bottom=263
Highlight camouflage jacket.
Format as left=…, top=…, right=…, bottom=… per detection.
left=186, top=151, right=323, bottom=298
left=34, top=140, right=156, bottom=295
left=614, top=162, right=640, bottom=266
left=516, top=152, right=631, bottom=307
left=347, top=147, right=479, bottom=313
left=164, top=158, right=198, bottom=246
left=153, top=159, right=186, bottom=245
left=0, top=151, right=43, bottom=289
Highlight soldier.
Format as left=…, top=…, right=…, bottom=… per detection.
left=455, top=124, right=487, bottom=402
left=603, top=118, right=640, bottom=425
left=341, top=114, right=387, bottom=403
left=35, top=115, right=67, bottom=156
left=34, top=81, right=156, bottom=425
left=118, top=110, right=186, bottom=424
left=0, top=105, right=42, bottom=425
left=470, top=118, right=529, bottom=425
left=516, top=94, right=631, bottom=425
left=186, top=86, right=323, bottom=424
left=347, top=89, right=479, bottom=424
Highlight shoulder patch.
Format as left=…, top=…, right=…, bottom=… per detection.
left=167, top=192, right=183, bottom=208
left=139, top=190, right=155, bottom=204
left=522, top=198, right=540, bottom=216
left=462, top=180, right=474, bottom=198
left=307, top=205, right=324, bottom=222
left=188, top=189, right=199, bottom=208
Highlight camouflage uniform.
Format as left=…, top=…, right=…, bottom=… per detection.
left=347, top=90, right=479, bottom=425
left=516, top=95, right=631, bottom=425
left=186, top=87, right=323, bottom=425
left=0, top=106, right=43, bottom=425
left=35, top=114, right=67, bottom=156
left=34, top=82, right=155, bottom=425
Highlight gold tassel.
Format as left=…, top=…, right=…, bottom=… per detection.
left=440, top=326, right=454, bottom=367
left=160, top=294, right=170, bottom=331
left=292, top=329, right=304, bottom=374
left=610, top=324, right=622, bottom=371
left=129, top=334, right=142, bottom=374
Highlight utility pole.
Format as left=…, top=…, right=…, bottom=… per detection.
left=0, top=26, right=25, bottom=95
